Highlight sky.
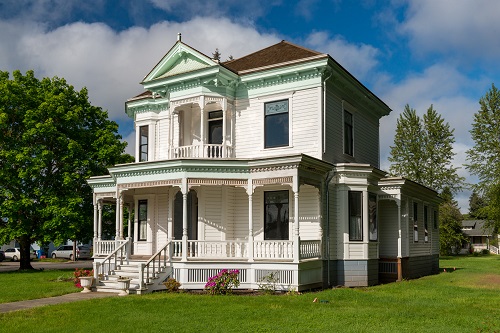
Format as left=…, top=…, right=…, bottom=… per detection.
left=1, top=0, right=499, bottom=212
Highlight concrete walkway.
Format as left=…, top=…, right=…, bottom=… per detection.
left=0, top=292, right=118, bottom=313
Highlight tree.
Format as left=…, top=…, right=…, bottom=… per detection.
left=468, top=190, right=488, bottom=220
left=0, top=70, right=133, bottom=270
left=466, top=84, right=500, bottom=232
left=439, top=187, right=466, bottom=255
left=389, top=104, right=464, bottom=193
left=212, top=48, right=221, bottom=61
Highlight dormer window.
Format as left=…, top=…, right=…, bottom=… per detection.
left=264, top=100, right=289, bottom=148
left=140, top=125, right=149, bottom=162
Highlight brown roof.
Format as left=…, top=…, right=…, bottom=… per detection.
left=222, top=40, right=324, bottom=73
left=128, top=90, right=153, bottom=102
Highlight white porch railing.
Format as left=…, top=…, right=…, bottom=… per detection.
left=489, top=245, right=499, bottom=254
left=94, top=239, right=130, bottom=279
left=172, top=144, right=234, bottom=159
left=161, top=239, right=320, bottom=261
left=299, top=240, right=322, bottom=259
left=139, top=241, right=172, bottom=290
left=94, top=240, right=128, bottom=256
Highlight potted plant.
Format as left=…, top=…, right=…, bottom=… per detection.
left=116, top=276, right=131, bottom=296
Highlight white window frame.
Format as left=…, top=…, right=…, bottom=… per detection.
left=258, top=92, right=295, bottom=150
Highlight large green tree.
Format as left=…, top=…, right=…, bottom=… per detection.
left=0, top=70, right=132, bottom=269
left=466, top=84, right=500, bottom=232
left=389, top=104, right=464, bottom=194
left=439, top=187, right=466, bottom=255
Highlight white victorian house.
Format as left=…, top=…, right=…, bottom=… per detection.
left=88, top=35, right=441, bottom=294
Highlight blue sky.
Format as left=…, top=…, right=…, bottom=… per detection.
left=2, top=0, right=499, bottom=212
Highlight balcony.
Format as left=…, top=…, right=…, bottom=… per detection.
left=171, top=144, right=234, bottom=159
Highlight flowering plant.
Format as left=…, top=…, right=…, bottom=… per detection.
left=73, top=268, right=94, bottom=288
left=204, top=269, right=240, bottom=295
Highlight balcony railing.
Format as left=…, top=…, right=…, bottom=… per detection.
left=171, top=144, right=234, bottom=159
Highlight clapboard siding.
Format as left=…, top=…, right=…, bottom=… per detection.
left=409, top=200, right=434, bottom=257
left=156, top=193, right=169, bottom=248
left=298, top=185, right=321, bottom=240
left=203, top=186, right=223, bottom=241
left=379, top=200, right=398, bottom=257
left=234, top=88, right=321, bottom=159
left=232, top=187, right=250, bottom=240
left=156, top=116, right=169, bottom=160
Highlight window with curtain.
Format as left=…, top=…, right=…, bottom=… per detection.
left=138, top=199, right=147, bottom=241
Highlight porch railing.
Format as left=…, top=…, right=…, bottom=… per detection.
left=299, top=240, right=322, bottom=259
left=94, top=240, right=128, bottom=256
left=169, top=239, right=319, bottom=261
left=172, top=144, right=234, bottom=159
left=94, top=238, right=130, bottom=280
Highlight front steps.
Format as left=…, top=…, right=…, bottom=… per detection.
left=95, top=259, right=172, bottom=295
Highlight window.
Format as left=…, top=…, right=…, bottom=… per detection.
left=344, top=110, right=353, bottom=156
left=139, top=125, right=148, bottom=162
left=264, top=100, right=289, bottom=148
left=369, top=193, right=377, bottom=241
left=424, top=206, right=429, bottom=242
left=138, top=200, right=148, bottom=241
left=433, top=210, right=438, bottom=229
left=264, top=190, right=289, bottom=240
left=413, top=202, right=418, bottom=242
left=349, top=191, right=362, bottom=241
left=208, top=111, right=223, bottom=144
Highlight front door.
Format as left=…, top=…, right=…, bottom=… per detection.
left=173, top=190, right=198, bottom=240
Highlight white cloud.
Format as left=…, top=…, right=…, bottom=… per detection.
left=401, top=0, right=500, bottom=62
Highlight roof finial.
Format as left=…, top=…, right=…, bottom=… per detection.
left=177, top=33, right=182, bottom=42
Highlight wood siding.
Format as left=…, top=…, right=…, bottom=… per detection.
left=379, top=200, right=398, bottom=257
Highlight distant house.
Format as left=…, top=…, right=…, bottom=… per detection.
left=461, top=220, right=497, bottom=254
left=87, top=36, right=441, bottom=294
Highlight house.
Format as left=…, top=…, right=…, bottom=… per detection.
left=87, top=35, right=441, bottom=294
left=461, top=220, right=498, bottom=254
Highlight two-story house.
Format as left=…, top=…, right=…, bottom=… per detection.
left=87, top=35, right=441, bottom=294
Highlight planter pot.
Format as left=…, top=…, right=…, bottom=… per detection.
left=117, top=279, right=131, bottom=296
left=79, top=276, right=94, bottom=293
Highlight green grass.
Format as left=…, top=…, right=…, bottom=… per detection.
left=0, top=269, right=78, bottom=303
left=1, top=256, right=499, bottom=332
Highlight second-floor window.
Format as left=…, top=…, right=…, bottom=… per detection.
left=344, top=110, right=353, bottom=156
left=264, top=99, right=289, bottom=148
left=139, top=125, right=148, bottom=162
left=208, top=111, right=223, bottom=144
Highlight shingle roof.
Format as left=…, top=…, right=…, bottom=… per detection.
left=222, top=40, right=325, bottom=73
left=462, top=220, right=494, bottom=236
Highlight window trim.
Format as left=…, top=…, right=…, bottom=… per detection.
left=348, top=191, right=363, bottom=241
left=139, top=125, right=149, bottom=162
left=264, top=99, right=290, bottom=149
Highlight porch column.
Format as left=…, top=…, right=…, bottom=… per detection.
left=200, top=96, right=205, bottom=158
left=247, top=180, right=254, bottom=262
left=182, top=179, right=188, bottom=261
left=222, top=98, right=227, bottom=157
left=119, top=193, right=125, bottom=240
left=97, top=200, right=103, bottom=240
left=115, top=194, right=121, bottom=240
left=293, top=182, right=300, bottom=263
left=127, top=203, right=133, bottom=239
left=93, top=199, right=98, bottom=241
left=396, top=196, right=402, bottom=282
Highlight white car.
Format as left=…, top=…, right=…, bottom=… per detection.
left=4, top=248, right=37, bottom=261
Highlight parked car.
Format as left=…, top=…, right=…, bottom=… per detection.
left=3, top=248, right=37, bottom=261
left=0, top=250, right=5, bottom=262
left=51, top=245, right=91, bottom=260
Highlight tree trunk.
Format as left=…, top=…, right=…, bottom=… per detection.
left=18, top=236, right=34, bottom=270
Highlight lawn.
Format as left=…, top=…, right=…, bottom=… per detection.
left=0, top=255, right=499, bottom=332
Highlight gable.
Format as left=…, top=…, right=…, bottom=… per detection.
left=143, top=41, right=216, bottom=83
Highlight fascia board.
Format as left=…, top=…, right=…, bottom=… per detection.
left=239, top=58, right=328, bottom=83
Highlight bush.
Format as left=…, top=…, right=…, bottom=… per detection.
left=73, top=268, right=93, bottom=288
left=204, top=269, right=240, bottom=295
left=163, top=278, right=181, bottom=292
left=481, top=249, right=490, bottom=255
left=257, top=271, right=280, bottom=294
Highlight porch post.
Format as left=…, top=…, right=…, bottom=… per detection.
left=115, top=193, right=121, bottom=241
left=97, top=200, right=103, bottom=240
left=247, top=180, right=254, bottom=262
left=222, top=98, right=227, bottom=157
left=293, top=179, right=300, bottom=264
left=200, top=96, right=205, bottom=158
left=182, top=178, right=188, bottom=262
left=127, top=203, right=133, bottom=239
left=119, top=192, right=124, bottom=240
left=93, top=199, right=98, bottom=241
left=396, top=196, right=402, bottom=282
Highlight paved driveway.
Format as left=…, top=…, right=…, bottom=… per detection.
left=0, top=260, right=93, bottom=272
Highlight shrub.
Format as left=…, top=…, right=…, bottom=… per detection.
left=481, top=249, right=490, bottom=255
left=163, top=278, right=181, bottom=292
left=204, top=269, right=240, bottom=295
left=257, top=271, right=280, bottom=294
left=73, top=268, right=93, bottom=288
